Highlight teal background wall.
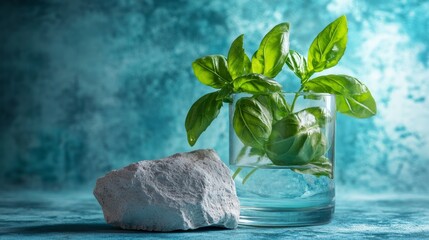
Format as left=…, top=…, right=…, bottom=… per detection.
left=0, top=0, right=428, bottom=193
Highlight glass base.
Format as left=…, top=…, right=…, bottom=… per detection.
left=239, top=205, right=334, bottom=227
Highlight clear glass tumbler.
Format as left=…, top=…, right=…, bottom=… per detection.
left=229, top=92, right=336, bottom=226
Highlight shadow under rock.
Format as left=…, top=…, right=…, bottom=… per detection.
left=6, top=223, right=230, bottom=234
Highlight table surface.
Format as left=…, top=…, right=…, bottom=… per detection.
left=0, top=190, right=428, bottom=240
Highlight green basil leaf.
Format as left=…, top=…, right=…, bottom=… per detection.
left=233, top=97, right=272, bottom=149
left=251, top=22, right=290, bottom=78
left=255, top=92, right=290, bottom=122
left=308, top=15, right=348, bottom=72
left=304, top=74, right=377, bottom=118
left=295, top=107, right=332, bottom=130
left=185, top=92, right=222, bottom=146
left=285, top=50, right=309, bottom=81
left=302, top=107, right=332, bottom=127
left=227, top=34, right=251, bottom=80
left=192, top=55, right=232, bottom=89
left=292, top=156, right=333, bottom=178
left=233, top=73, right=282, bottom=94
left=216, top=86, right=233, bottom=103
left=265, top=110, right=328, bottom=165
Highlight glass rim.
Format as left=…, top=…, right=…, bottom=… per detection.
left=280, top=92, right=334, bottom=96
left=232, top=92, right=335, bottom=96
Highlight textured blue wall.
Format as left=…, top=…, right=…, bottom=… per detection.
left=0, top=0, right=428, bottom=193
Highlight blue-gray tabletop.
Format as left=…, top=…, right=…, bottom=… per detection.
left=1, top=190, right=428, bottom=240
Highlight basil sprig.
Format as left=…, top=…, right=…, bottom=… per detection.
left=185, top=15, right=376, bottom=182
left=186, top=24, right=288, bottom=146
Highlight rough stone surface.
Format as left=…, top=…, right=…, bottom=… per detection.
left=93, top=149, right=239, bottom=231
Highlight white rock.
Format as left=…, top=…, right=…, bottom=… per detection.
left=93, top=149, right=240, bottom=231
